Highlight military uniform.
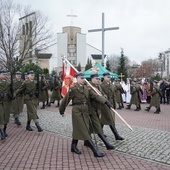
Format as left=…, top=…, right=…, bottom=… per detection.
left=87, top=75, right=114, bottom=150
left=114, top=80, right=124, bottom=109
left=100, top=72, right=124, bottom=140
left=11, top=71, right=24, bottom=125
left=0, top=71, right=11, bottom=140
left=145, top=80, right=162, bottom=113
left=39, top=75, right=49, bottom=109
left=49, top=76, right=62, bottom=107
left=127, top=80, right=143, bottom=111
left=15, top=71, right=43, bottom=132
left=59, top=72, right=111, bottom=157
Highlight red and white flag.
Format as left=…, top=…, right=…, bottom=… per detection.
left=61, top=60, right=77, bottom=96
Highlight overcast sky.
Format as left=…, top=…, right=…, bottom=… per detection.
left=13, top=0, right=170, bottom=64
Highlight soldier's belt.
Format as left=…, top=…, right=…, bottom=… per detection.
left=72, top=102, right=87, bottom=106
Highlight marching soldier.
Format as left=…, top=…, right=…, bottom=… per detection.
left=114, top=79, right=125, bottom=109
left=15, top=70, right=43, bottom=132
left=126, top=79, right=143, bottom=111
left=59, top=72, right=112, bottom=157
left=84, top=73, right=114, bottom=150
left=48, top=76, right=62, bottom=107
left=0, top=71, right=10, bottom=140
left=145, top=80, right=162, bottom=114
left=100, top=72, right=124, bottom=140
left=38, top=74, right=49, bottom=109
left=11, top=71, right=24, bottom=125
left=3, top=71, right=13, bottom=138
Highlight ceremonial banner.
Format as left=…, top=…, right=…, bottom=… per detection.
left=61, top=60, right=77, bottom=96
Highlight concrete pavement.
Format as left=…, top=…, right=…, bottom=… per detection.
left=0, top=103, right=170, bottom=170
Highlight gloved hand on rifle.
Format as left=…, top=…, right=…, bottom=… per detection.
left=105, top=100, right=113, bottom=109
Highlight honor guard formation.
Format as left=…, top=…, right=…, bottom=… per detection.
left=0, top=70, right=169, bottom=159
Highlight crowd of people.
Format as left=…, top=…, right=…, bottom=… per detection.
left=0, top=69, right=169, bottom=158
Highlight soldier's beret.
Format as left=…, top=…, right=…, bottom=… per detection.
left=75, top=72, right=85, bottom=78
left=154, top=80, right=158, bottom=83
left=90, top=73, right=100, bottom=79
left=132, top=78, right=137, bottom=82
left=103, top=72, right=110, bottom=77
left=28, top=70, right=35, bottom=75
left=16, top=71, right=21, bottom=75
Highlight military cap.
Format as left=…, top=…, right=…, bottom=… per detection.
left=154, top=80, right=158, bottom=83
left=90, top=73, right=100, bottom=79
left=103, top=72, right=110, bottom=77
left=24, top=72, right=28, bottom=75
left=16, top=71, right=21, bottom=75
left=0, top=70, right=6, bottom=74
left=75, top=72, right=85, bottom=78
left=28, top=70, right=35, bottom=75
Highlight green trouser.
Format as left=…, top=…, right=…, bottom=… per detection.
left=3, top=100, right=12, bottom=124
left=0, top=102, right=5, bottom=128
left=11, top=97, right=24, bottom=117
left=25, top=98, right=38, bottom=121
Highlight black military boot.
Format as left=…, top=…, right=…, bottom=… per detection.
left=47, top=102, right=51, bottom=106
left=26, top=121, right=33, bottom=131
left=145, top=106, right=150, bottom=112
left=126, top=104, right=131, bottom=109
left=154, top=108, right=160, bottom=114
left=85, top=139, right=105, bottom=157
left=35, top=122, right=43, bottom=132
left=4, top=124, right=7, bottom=137
left=56, top=101, right=60, bottom=107
left=134, top=106, right=140, bottom=111
left=71, top=139, right=81, bottom=154
left=98, top=133, right=114, bottom=150
left=40, top=103, right=45, bottom=109
left=117, top=105, right=122, bottom=110
left=0, top=129, right=5, bottom=140
left=138, top=104, right=141, bottom=110
left=109, top=125, right=124, bottom=140
left=15, top=117, right=21, bottom=126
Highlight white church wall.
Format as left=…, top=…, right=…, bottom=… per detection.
left=77, top=33, right=86, bottom=67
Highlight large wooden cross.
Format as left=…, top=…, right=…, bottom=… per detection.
left=88, top=13, right=119, bottom=66
left=119, top=73, right=125, bottom=82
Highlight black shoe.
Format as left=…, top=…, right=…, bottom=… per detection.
left=15, top=117, right=21, bottom=126
left=85, top=140, right=105, bottom=157
left=4, top=124, right=8, bottom=137
left=40, top=105, right=45, bottom=109
left=71, top=139, right=81, bottom=154
left=26, top=121, right=33, bottom=131
left=109, top=125, right=124, bottom=140
left=0, top=129, right=5, bottom=140
left=134, top=108, right=140, bottom=111
left=35, top=122, right=43, bottom=132
left=98, top=133, right=115, bottom=150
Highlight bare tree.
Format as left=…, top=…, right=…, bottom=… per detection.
left=0, top=0, right=55, bottom=71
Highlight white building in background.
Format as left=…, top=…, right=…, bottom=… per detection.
left=38, top=26, right=104, bottom=74
left=159, top=48, right=170, bottom=79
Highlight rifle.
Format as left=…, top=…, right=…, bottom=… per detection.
left=35, top=73, right=39, bottom=98
left=10, top=67, right=14, bottom=100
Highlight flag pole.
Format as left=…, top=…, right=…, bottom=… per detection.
left=61, top=55, right=133, bottom=131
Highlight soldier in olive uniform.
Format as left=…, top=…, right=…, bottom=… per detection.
left=48, top=76, right=62, bottom=107
left=126, top=79, right=143, bottom=111
left=38, top=74, right=49, bottom=109
left=15, top=70, right=43, bottom=132
left=84, top=73, right=114, bottom=150
left=145, top=80, right=162, bottom=114
left=0, top=71, right=9, bottom=140
left=11, top=71, right=24, bottom=125
left=59, top=72, right=112, bottom=157
left=100, top=72, right=124, bottom=140
left=4, top=71, right=13, bottom=137
left=114, top=79, right=125, bottom=109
